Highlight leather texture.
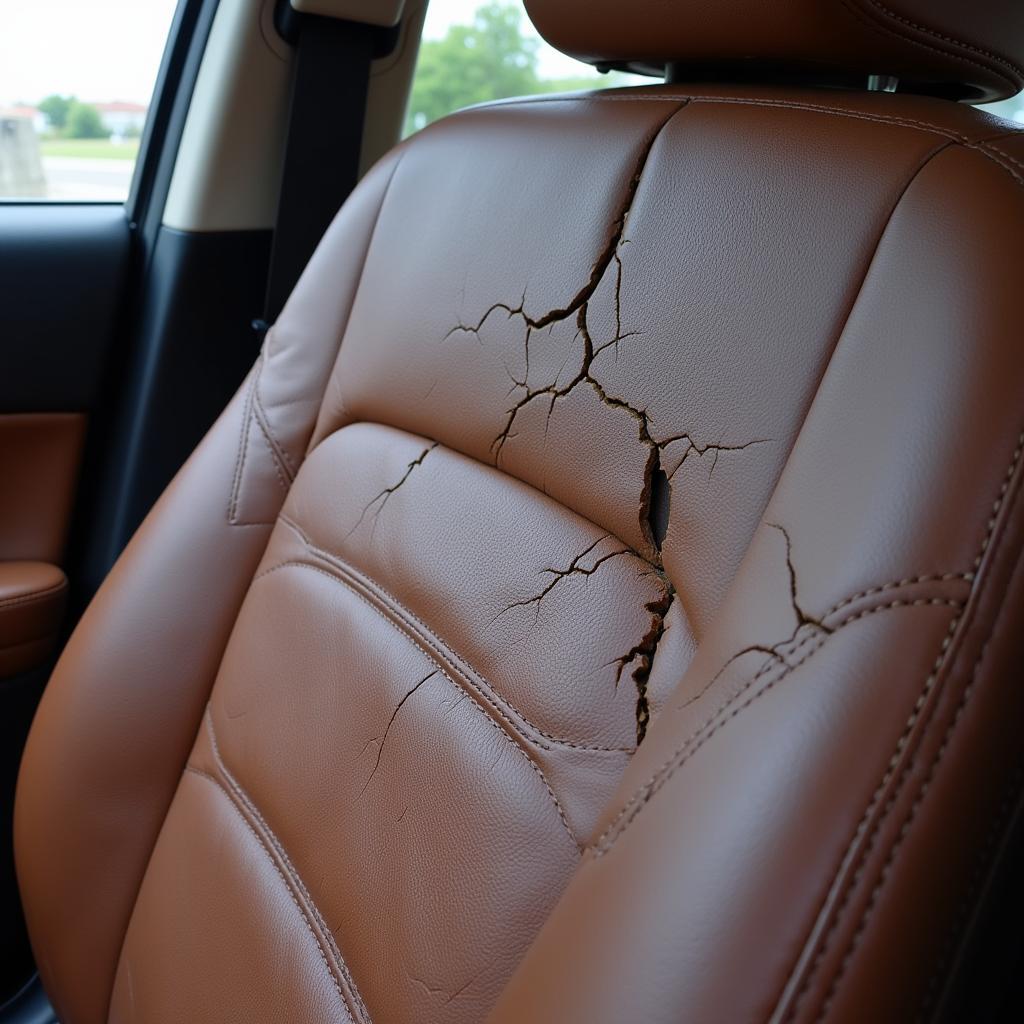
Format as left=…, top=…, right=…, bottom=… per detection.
left=0, top=562, right=67, bottom=678
left=14, top=81, right=1024, bottom=1024
left=0, top=413, right=86, bottom=565
left=525, top=0, right=1024, bottom=100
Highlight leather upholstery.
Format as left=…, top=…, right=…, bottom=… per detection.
left=0, top=413, right=85, bottom=564
left=525, top=0, right=1024, bottom=100
left=0, top=562, right=67, bottom=678
left=15, top=77, right=1024, bottom=1024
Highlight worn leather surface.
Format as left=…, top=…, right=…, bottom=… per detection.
left=526, top=0, right=1024, bottom=100
left=15, top=81, right=1024, bottom=1024
left=0, top=414, right=85, bottom=565
left=0, top=562, right=67, bottom=678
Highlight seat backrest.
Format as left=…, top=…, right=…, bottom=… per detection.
left=15, top=2, right=1024, bottom=1022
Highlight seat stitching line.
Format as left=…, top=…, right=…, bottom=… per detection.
left=249, top=560, right=582, bottom=849
left=228, top=362, right=260, bottom=525
left=184, top=766, right=359, bottom=1024
left=485, top=93, right=972, bottom=141
left=273, top=513, right=635, bottom=753
left=771, top=424, right=1024, bottom=1019
left=252, top=387, right=296, bottom=484
left=589, top=594, right=963, bottom=857
left=799, top=435, right=1024, bottom=1019
left=842, top=0, right=1023, bottom=82
left=203, top=713, right=372, bottom=1022
left=814, top=636, right=995, bottom=1020
left=819, top=572, right=970, bottom=620
left=974, top=142, right=1024, bottom=188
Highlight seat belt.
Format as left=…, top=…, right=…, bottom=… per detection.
left=259, top=8, right=378, bottom=326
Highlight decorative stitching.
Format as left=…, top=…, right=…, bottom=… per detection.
left=843, top=0, right=1023, bottom=85
left=274, top=513, right=635, bottom=754
left=203, top=715, right=371, bottom=1023
left=184, top=766, right=360, bottom=1024
left=814, top=632, right=994, bottom=1021
left=249, top=561, right=583, bottom=850
left=774, top=429, right=1024, bottom=1020
left=253, top=379, right=297, bottom=479
left=819, top=573, right=971, bottom=621
left=693, top=95, right=971, bottom=142
left=776, top=614, right=960, bottom=1022
left=252, top=395, right=295, bottom=488
left=228, top=363, right=260, bottom=525
left=589, top=596, right=963, bottom=858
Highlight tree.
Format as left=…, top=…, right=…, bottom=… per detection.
left=38, top=94, right=74, bottom=132
left=65, top=101, right=109, bottom=140
left=405, top=3, right=540, bottom=134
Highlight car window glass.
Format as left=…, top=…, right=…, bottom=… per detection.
left=405, top=0, right=651, bottom=136
left=0, top=0, right=179, bottom=201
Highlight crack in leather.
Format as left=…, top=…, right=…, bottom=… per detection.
left=490, top=534, right=631, bottom=626
left=610, top=586, right=676, bottom=745
left=276, top=513, right=636, bottom=753
left=345, top=442, right=438, bottom=540
left=446, top=106, right=771, bottom=554
left=590, top=592, right=966, bottom=859
left=682, top=524, right=834, bottom=712
left=359, top=670, right=439, bottom=796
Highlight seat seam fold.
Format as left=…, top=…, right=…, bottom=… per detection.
left=274, top=512, right=636, bottom=754
left=184, top=766, right=361, bottom=1024
left=201, top=712, right=373, bottom=1023
left=250, top=559, right=583, bottom=850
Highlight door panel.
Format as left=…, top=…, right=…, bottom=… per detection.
left=0, top=206, right=130, bottom=411
left=0, top=415, right=86, bottom=564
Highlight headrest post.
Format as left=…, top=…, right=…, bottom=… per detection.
left=867, top=75, right=899, bottom=94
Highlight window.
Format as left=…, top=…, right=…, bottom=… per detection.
left=0, top=0, right=179, bottom=201
left=404, top=1, right=650, bottom=136
left=981, top=96, right=1024, bottom=125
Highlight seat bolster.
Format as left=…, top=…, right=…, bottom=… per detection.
left=13, top=148, right=402, bottom=1024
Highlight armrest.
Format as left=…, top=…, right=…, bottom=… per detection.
left=0, top=563, right=67, bottom=679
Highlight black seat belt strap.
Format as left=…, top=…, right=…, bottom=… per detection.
left=262, top=10, right=376, bottom=324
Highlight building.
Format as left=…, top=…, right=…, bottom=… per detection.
left=94, top=101, right=148, bottom=140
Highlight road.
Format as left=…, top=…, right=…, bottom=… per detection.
left=41, top=157, right=134, bottom=200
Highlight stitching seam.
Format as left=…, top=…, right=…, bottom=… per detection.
left=776, top=431, right=1024, bottom=1019
left=589, top=595, right=962, bottom=857
left=274, top=514, right=634, bottom=754
left=844, top=0, right=1023, bottom=83
left=228, top=362, right=260, bottom=525
left=185, top=766, right=359, bottom=1024
left=813, top=631, right=995, bottom=1020
left=203, top=714, right=371, bottom=1022
left=250, top=561, right=582, bottom=850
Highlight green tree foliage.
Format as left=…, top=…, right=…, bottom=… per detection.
left=38, top=94, right=74, bottom=132
left=406, top=3, right=539, bottom=133
left=404, top=3, right=635, bottom=135
left=65, top=101, right=110, bottom=140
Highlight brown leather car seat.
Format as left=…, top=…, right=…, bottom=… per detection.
left=14, top=1, right=1024, bottom=1021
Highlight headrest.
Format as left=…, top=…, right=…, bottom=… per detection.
left=524, top=0, right=1024, bottom=101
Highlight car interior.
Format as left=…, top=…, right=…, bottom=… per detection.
left=1, top=0, right=1024, bottom=1021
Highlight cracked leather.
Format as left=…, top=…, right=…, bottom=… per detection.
left=13, top=74, right=1024, bottom=1024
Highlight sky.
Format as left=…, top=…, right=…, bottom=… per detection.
left=0, top=0, right=598, bottom=109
